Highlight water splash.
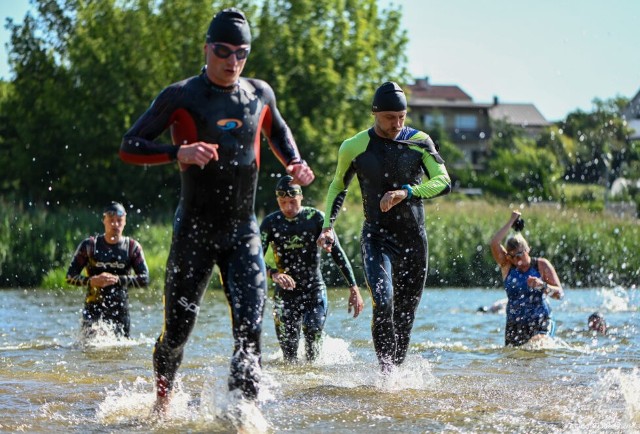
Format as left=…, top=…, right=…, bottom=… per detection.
left=597, top=368, right=640, bottom=426
left=598, top=286, right=632, bottom=312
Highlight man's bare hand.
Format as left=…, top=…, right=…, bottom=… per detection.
left=316, top=227, right=335, bottom=253
left=287, top=162, right=315, bottom=186
left=272, top=272, right=296, bottom=290
left=90, top=272, right=119, bottom=288
left=380, top=189, right=408, bottom=212
left=177, top=142, right=219, bottom=169
left=348, top=285, right=364, bottom=318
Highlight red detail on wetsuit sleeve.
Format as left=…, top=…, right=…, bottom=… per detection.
left=119, top=108, right=197, bottom=167
left=169, top=108, right=198, bottom=146
left=169, top=108, right=198, bottom=171
left=119, top=149, right=173, bottom=165
left=255, top=105, right=272, bottom=169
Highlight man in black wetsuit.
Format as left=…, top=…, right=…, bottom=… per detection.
left=260, top=176, right=363, bottom=362
left=66, top=202, right=149, bottom=338
left=119, top=8, right=314, bottom=412
left=317, top=82, right=451, bottom=373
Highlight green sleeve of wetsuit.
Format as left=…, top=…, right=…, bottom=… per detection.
left=322, top=130, right=369, bottom=228
left=406, top=131, right=451, bottom=199
left=260, top=218, right=278, bottom=278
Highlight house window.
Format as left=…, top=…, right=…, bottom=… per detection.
left=455, top=114, right=477, bottom=130
left=424, top=114, right=445, bottom=129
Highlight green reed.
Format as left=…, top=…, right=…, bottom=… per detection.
left=2, top=198, right=638, bottom=289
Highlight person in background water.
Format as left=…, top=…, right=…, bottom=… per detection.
left=477, top=298, right=508, bottom=314
left=316, top=81, right=451, bottom=373
left=119, top=8, right=314, bottom=413
left=261, top=175, right=364, bottom=363
left=66, top=202, right=149, bottom=338
left=490, top=210, right=564, bottom=346
left=588, top=312, right=607, bottom=335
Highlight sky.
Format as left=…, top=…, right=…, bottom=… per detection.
left=1, top=0, right=639, bottom=121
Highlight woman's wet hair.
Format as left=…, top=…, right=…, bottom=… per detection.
left=505, top=233, right=529, bottom=253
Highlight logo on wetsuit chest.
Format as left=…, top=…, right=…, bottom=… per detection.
left=95, top=261, right=126, bottom=269
left=216, top=119, right=244, bottom=130
left=284, top=235, right=305, bottom=250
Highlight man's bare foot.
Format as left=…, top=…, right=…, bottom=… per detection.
left=151, top=394, right=171, bottom=417
left=151, top=375, right=171, bottom=417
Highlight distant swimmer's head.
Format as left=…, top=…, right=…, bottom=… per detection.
left=275, top=175, right=302, bottom=197
left=103, top=201, right=127, bottom=217
left=102, top=202, right=127, bottom=241
left=588, top=312, right=607, bottom=334
left=275, top=175, right=303, bottom=218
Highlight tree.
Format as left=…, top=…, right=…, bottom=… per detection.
left=560, top=97, right=632, bottom=187
left=479, top=120, right=561, bottom=201
left=2, top=0, right=408, bottom=214
left=244, top=0, right=408, bottom=211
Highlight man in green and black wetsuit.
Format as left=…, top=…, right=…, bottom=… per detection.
left=261, top=176, right=363, bottom=363
left=317, top=82, right=451, bottom=373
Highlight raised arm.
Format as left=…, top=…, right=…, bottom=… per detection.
left=490, top=210, right=521, bottom=268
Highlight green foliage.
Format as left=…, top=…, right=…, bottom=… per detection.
left=559, top=97, right=634, bottom=186
left=248, top=0, right=408, bottom=212
left=2, top=0, right=407, bottom=216
left=5, top=200, right=637, bottom=289
left=475, top=121, right=562, bottom=201
left=424, top=199, right=639, bottom=288
left=0, top=199, right=92, bottom=287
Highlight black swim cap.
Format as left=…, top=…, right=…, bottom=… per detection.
left=372, top=81, right=407, bottom=112
left=103, top=202, right=126, bottom=216
left=206, top=8, right=251, bottom=45
left=275, top=175, right=302, bottom=195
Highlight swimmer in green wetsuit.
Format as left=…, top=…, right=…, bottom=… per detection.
left=317, top=82, right=451, bottom=372
left=261, top=176, right=363, bottom=362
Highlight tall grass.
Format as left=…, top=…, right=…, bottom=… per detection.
left=3, top=198, right=639, bottom=290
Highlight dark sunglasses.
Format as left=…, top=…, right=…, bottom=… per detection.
left=210, top=43, right=250, bottom=60
left=506, top=250, right=525, bottom=258
left=276, top=189, right=302, bottom=198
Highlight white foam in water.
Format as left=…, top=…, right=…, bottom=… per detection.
left=315, top=334, right=354, bottom=365
left=372, top=354, right=437, bottom=391
left=75, top=320, right=139, bottom=349
left=263, top=333, right=354, bottom=365
left=199, top=380, right=270, bottom=433
left=96, top=373, right=270, bottom=432
left=598, top=286, right=631, bottom=312
left=601, top=368, right=640, bottom=426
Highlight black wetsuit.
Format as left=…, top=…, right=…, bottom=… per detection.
left=66, top=235, right=149, bottom=337
left=260, top=206, right=356, bottom=362
left=323, top=127, right=451, bottom=369
left=120, top=69, right=304, bottom=399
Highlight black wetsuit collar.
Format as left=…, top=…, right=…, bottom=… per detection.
left=200, top=66, right=239, bottom=93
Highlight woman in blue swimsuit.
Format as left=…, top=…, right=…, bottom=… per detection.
left=490, top=210, right=564, bottom=346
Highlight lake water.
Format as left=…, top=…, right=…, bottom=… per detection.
left=1, top=286, right=638, bottom=433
